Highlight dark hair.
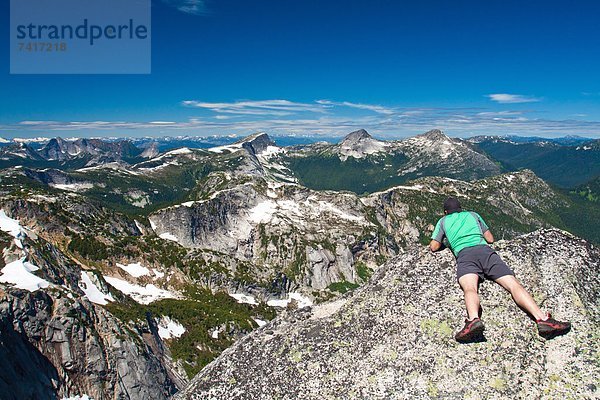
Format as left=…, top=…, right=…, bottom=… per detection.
left=443, top=197, right=462, bottom=214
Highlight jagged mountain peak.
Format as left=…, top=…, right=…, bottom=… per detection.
left=340, top=129, right=372, bottom=144
left=337, top=129, right=387, bottom=160
left=235, top=132, right=276, bottom=155
left=418, top=128, right=448, bottom=141
left=234, top=132, right=272, bottom=144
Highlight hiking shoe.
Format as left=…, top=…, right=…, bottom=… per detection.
left=455, top=318, right=485, bottom=342
left=537, top=314, right=571, bottom=339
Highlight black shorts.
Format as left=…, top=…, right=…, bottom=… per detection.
left=456, top=245, right=514, bottom=282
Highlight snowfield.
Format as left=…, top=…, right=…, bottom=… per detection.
left=248, top=198, right=367, bottom=226
left=208, top=143, right=244, bottom=153
left=0, top=209, right=23, bottom=237
left=103, top=276, right=177, bottom=304
left=79, top=272, right=114, bottom=305
left=50, top=183, right=94, bottom=192
left=116, top=262, right=151, bottom=278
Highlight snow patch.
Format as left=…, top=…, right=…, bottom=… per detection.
left=0, top=258, right=50, bottom=292
left=208, top=143, right=243, bottom=153
left=166, top=147, right=192, bottom=156
left=267, top=292, right=313, bottom=308
left=157, top=316, right=186, bottom=339
left=0, top=210, right=24, bottom=238
left=248, top=198, right=366, bottom=226
left=51, top=183, right=94, bottom=192
left=134, top=220, right=145, bottom=233
left=153, top=268, right=165, bottom=279
left=62, top=395, right=93, bottom=400
left=138, top=160, right=180, bottom=172
left=79, top=272, right=114, bottom=305
left=253, top=318, right=267, bottom=327
left=248, top=200, right=278, bottom=224
left=116, top=262, right=151, bottom=278
left=210, top=328, right=220, bottom=339
left=229, top=293, right=259, bottom=305
left=103, top=276, right=177, bottom=304
left=260, top=145, right=284, bottom=157
left=159, top=232, right=179, bottom=242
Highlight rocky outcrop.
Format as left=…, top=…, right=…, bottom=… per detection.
left=176, top=229, right=599, bottom=399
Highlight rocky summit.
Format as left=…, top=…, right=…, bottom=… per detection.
left=176, top=229, right=599, bottom=399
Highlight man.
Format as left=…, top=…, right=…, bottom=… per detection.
left=430, top=197, right=571, bottom=342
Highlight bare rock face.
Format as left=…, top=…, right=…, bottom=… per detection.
left=0, top=289, right=177, bottom=400
left=148, top=182, right=372, bottom=291
left=176, top=229, right=599, bottom=399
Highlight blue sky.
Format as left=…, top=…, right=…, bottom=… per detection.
left=1, top=0, right=600, bottom=138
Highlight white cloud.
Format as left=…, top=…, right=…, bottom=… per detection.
left=160, top=0, right=208, bottom=16
left=4, top=98, right=600, bottom=138
left=487, top=93, right=541, bottom=104
left=182, top=99, right=329, bottom=116
left=316, top=100, right=396, bottom=115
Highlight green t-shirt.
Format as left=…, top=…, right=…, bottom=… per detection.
left=431, top=211, right=489, bottom=256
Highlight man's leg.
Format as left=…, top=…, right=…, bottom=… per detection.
left=458, top=273, right=481, bottom=320
left=495, top=275, right=545, bottom=320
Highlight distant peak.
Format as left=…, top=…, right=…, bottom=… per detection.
left=341, top=129, right=372, bottom=143
left=235, top=132, right=271, bottom=144
left=419, top=129, right=448, bottom=140
left=236, top=132, right=276, bottom=155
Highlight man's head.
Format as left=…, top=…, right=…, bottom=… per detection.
left=443, top=197, right=462, bottom=214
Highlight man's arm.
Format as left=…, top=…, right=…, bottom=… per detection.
left=430, top=217, right=446, bottom=253
left=483, top=230, right=494, bottom=244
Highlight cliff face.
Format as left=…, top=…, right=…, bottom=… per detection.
left=0, top=222, right=180, bottom=400
left=176, top=229, right=599, bottom=399
left=0, top=289, right=178, bottom=400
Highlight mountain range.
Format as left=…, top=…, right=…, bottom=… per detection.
left=0, top=129, right=599, bottom=399
left=2, top=130, right=599, bottom=189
